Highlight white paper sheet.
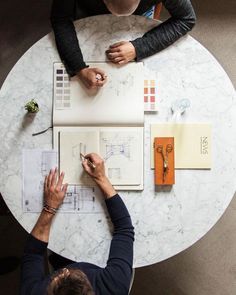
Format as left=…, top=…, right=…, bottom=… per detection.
left=22, top=149, right=103, bottom=213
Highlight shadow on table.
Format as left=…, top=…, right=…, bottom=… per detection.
left=155, top=185, right=172, bottom=193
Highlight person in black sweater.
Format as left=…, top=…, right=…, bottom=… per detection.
left=20, top=153, right=134, bottom=295
left=51, top=0, right=196, bottom=89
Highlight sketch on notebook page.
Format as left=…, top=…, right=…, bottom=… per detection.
left=99, top=131, right=142, bottom=185
left=104, top=72, right=134, bottom=97
left=59, top=131, right=99, bottom=185
left=102, top=136, right=133, bottom=161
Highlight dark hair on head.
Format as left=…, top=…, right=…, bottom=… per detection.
left=47, top=269, right=94, bottom=295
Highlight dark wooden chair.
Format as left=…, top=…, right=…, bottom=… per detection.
left=154, top=2, right=163, bottom=20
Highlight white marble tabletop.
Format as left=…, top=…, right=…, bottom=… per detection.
left=0, top=15, right=236, bottom=268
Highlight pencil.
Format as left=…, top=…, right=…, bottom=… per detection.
left=80, top=153, right=96, bottom=169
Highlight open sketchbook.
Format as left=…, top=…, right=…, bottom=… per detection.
left=53, top=62, right=144, bottom=190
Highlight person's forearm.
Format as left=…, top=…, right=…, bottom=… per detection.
left=51, top=20, right=87, bottom=76
left=105, top=195, right=134, bottom=271
left=21, top=211, right=53, bottom=294
left=131, top=0, right=196, bottom=60
left=31, top=210, right=55, bottom=243
left=96, top=176, right=116, bottom=199
left=50, top=0, right=87, bottom=76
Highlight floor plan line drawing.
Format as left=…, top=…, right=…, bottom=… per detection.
left=59, top=185, right=101, bottom=212
left=23, top=149, right=103, bottom=213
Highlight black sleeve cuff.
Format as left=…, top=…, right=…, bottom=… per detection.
left=64, top=61, right=88, bottom=77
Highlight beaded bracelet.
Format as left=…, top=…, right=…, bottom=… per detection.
left=43, top=206, right=56, bottom=215
left=43, top=203, right=58, bottom=215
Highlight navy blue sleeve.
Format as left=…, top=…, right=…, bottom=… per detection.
left=97, top=194, right=135, bottom=295
left=131, top=0, right=196, bottom=60
left=20, top=235, right=49, bottom=295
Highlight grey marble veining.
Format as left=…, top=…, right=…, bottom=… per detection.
left=0, top=15, right=236, bottom=267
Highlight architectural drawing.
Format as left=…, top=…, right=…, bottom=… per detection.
left=99, top=130, right=142, bottom=185
left=60, top=185, right=103, bottom=212
left=101, top=134, right=134, bottom=161
left=23, top=149, right=103, bottom=213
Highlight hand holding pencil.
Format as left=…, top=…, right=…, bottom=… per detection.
left=80, top=153, right=96, bottom=169
left=81, top=153, right=116, bottom=198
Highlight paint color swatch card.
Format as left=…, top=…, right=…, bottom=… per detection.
left=53, top=62, right=144, bottom=190
left=54, top=64, right=71, bottom=110
left=144, top=79, right=158, bottom=112
left=150, top=124, right=212, bottom=169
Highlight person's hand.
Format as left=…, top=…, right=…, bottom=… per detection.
left=106, top=41, right=136, bottom=64
left=82, top=153, right=106, bottom=183
left=44, top=168, right=68, bottom=209
left=82, top=153, right=116, bottom=198
left=77, top=67, right=107, bottom=89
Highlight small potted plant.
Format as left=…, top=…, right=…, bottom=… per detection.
left=24, top=99, right=39, bottom=113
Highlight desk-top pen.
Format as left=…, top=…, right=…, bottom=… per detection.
left=80, top=153, right=96, bottom=169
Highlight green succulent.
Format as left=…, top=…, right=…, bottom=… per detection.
left=24, top=99, right=39, bottom=113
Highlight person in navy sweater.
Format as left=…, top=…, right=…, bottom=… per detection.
left=20, top=153, right=134, bottom=295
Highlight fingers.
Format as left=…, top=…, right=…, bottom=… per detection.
left=106, top=47, right=121, bottom=54
left=51, top=167, right=58, bottom=186
left=96, top=77, right=107, bottom=87
left=118, top=59, right=127, bottom=65
left=82, top=159, right=92, bottom=174
left=107, top=52, right=121, bottom=59
left=106, top=52, right=122, bottom=61
left=56, top=171, right=65, bottom=189
left=46, top=168, right=65, bottom=190
left=89, top=68, right=107, bottom=88
left=84, top=153, right=102, bottom=164
left=44, top=175, right=48, bottom=191
left=112, top=57, right=125, bottom=64
left=62, top=183, right=68, bottom=194
left=94, top=68, right=106, bottom=77
left=47, top=169, right=54, bottom=188
left=106, top=47, right=125, bottom=63
left=78, top=67, right=107, bottom=89
left=109, top=41, right=126, bottom=48
left=94, top=68, right=107, bottom=87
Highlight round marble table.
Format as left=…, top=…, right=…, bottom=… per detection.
left=1, top=15, right=236, bottom=268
